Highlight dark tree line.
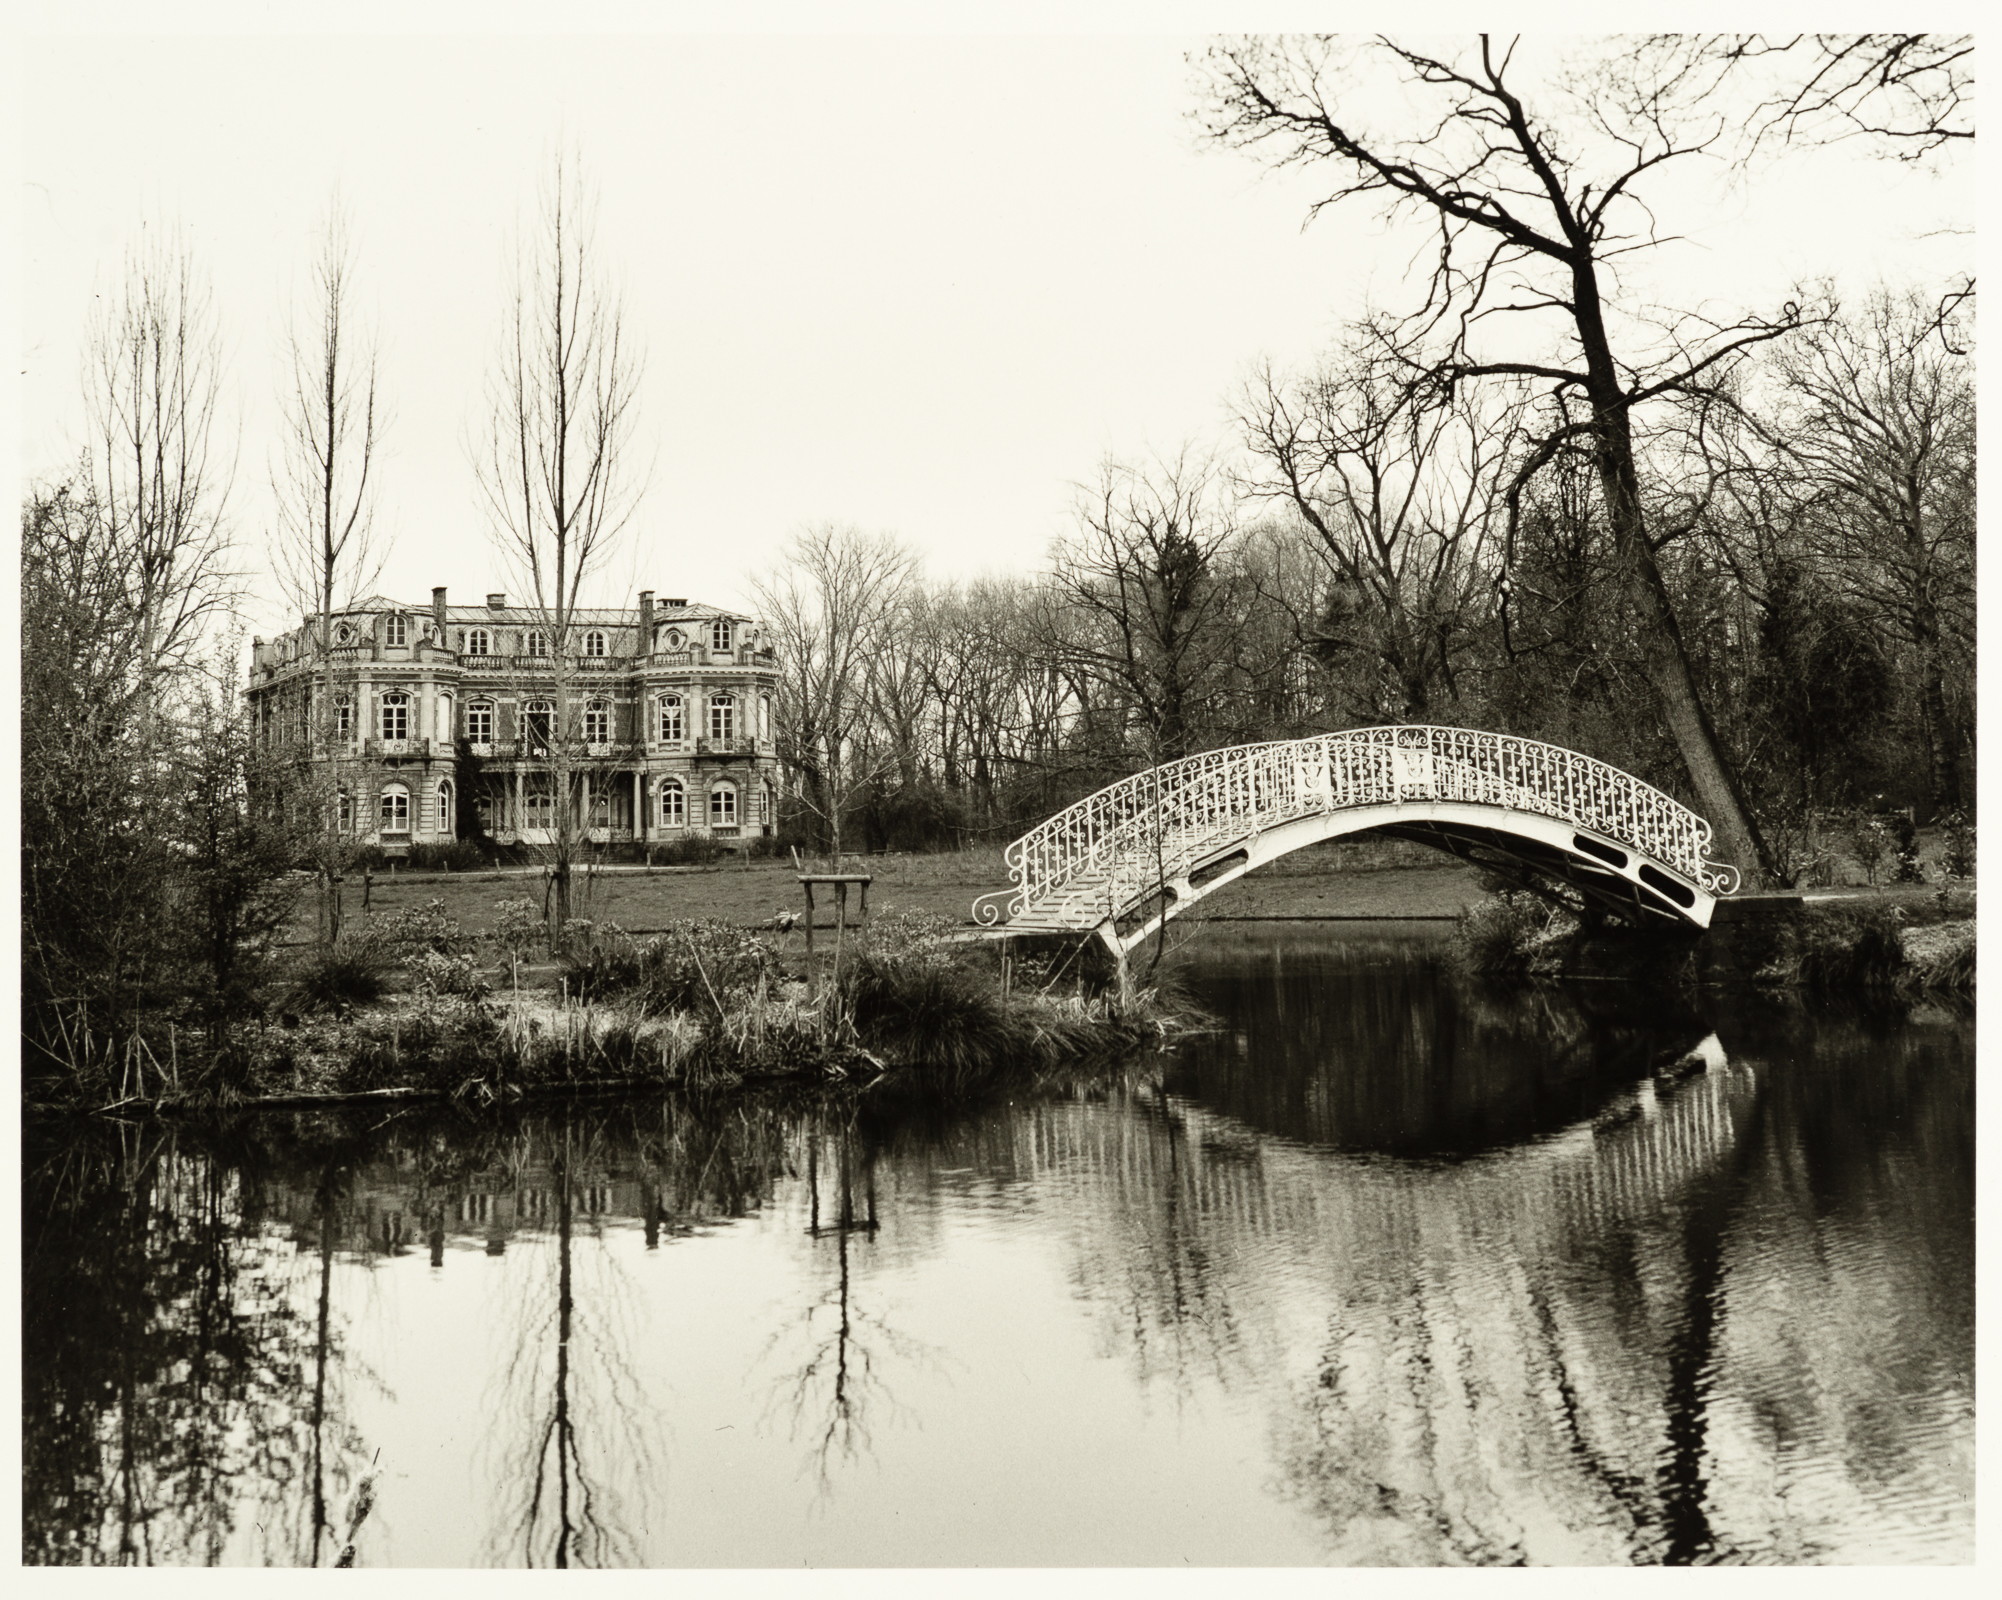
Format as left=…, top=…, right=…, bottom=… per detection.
left=764, top=280, right=1972, bottom=885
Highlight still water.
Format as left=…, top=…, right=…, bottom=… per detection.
left=22, top=928, right=1973, bottom=1566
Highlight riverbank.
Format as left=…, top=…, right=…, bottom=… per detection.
left=1459, top=881, right=1976, bottom=997
left=36, top=909, right=1198, bottom=1120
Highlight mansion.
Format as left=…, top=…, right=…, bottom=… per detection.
left=249, top=587, right=782, bottom=854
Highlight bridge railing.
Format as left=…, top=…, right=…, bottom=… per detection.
left=980, top=726, right=1734, bottom=925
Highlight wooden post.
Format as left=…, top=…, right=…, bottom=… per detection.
left=803, top=879, right=818, bottom=1002
left=833, top=881, right=848, bottom=998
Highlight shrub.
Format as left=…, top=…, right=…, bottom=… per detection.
left=1849, top=814, right=1894, bottom=886
left=846, top=952, right=1027, bottom=1091
left=1453, top=890, right=1548, bottom=975
left=409, top=949, right=492, bottom=1001
left=490, top=897, right=544, bottom=960
left=292, top=932, right=389, bottom=1012
left=1940, top=810, right=1976, bottom=880
left=647, top=836, right=723, bottom=867
left=1797, top=905, right=1909, bottom=992
left=405, top=840, right=490, bottom=872
left=375, top=897, right=467, bottom=957
left=1891, top=814, right=1925, bottom=883
left=867, top=909, right=962, bottom=967
left=561, top=920, right=779, bottom=1018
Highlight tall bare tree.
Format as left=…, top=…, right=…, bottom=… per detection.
left=272, top=195, right=386, bottom=946
left=1198, top=36, right=1821, bottom=882
left=1237, top=331, right=1521, bottom=722
left=473, top=152, right=647, bottom=938
left=84, top=227, right=235, bottom=753
left=753, top=526, right=918, bottom=864
left=1048, top=450, right=1247, bottom=766
left=1774, top=288, right=1976, bottom=811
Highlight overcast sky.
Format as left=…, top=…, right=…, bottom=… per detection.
left=17, top=12, right=1976, bottom=638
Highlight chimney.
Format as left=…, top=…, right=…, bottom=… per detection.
left=486, top=592, right=506, bottom=610
left=638, top=589, right=654, bottom=649
left=664, top=597, right=687, bottom=607
left=432, top=587, right=448, bottom=636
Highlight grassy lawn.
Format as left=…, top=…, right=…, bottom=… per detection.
left=307, top=839, right=1484, bottom=949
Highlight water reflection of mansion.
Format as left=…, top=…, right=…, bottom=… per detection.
left=277, top=1167, right=722, bottom=1265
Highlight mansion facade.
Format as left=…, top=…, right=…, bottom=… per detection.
left=249, top=587, right=782, bottom=854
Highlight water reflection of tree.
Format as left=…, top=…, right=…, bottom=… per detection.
left=22, top=1119, right=374, bottom=1565
left=479, top=1114, right=659, bottom=1568
left=759, top=1106, right=932, bottom=1502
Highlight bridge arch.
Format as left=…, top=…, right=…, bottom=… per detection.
left=973, top=725, right=1742, bottom=952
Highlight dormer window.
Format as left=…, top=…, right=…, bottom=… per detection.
left=465, top=627, right=491, bottom=657
left=711, top=620, right=733, bottom=652
left=661, top=626, right=685, bottom=652
left=334, top=621, right=355, bottom=646
left=525, top=630, right=549, bottom=657
left=584, top=629, right=607, bottom=658
left=384, top=614, right=407, bottom=647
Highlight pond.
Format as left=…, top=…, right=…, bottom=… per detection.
left=21, top=926, right=1973, bottom=1566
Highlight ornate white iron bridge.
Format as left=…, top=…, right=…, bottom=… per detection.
left=972, top=725, right=1742, bottom=953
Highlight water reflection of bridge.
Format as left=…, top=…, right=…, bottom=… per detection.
left=1009, top=1042, right=1751, bottom=1240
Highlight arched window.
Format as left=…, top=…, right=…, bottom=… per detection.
left=437, top=693, right=453, bottom=740
left=384, top=614, right=407, bottom=646
left=583, top=701, right=610, bottom=745
left=708, top=694, right=735, bottom=745
left=437, top=780, right=455, bottom=838
left=465, top=627, right=491, bottom=657
left=658, top=777, right=685, bottom=828
left=381, top=692, right=409, bottom=742
left=710, top=780, right=738, bottom=827
left=710, top=619, right=733, bottom=652
left=523, top=700, right=553, bottom=750
left=380, top=783, right=411, bottom=834
left=658, top=695, right=684, bottom=744
left=466, top=701, right=494, bottom=745
left=584, top=629, right=607, bottom=657
left=525, top=629, right=549, bottom=657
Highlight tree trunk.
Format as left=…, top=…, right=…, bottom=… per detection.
left=1574, top=270, right=1769, bottom=885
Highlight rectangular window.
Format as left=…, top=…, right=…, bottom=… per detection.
left=467, top=703, right=493, bottom=744
left=335, top=700, right=352, bottom=741
left=659, top=699, right=684, bottom=743
left=584, top=705, right=609, bottom=744
left=709, top=700, right=735, bottom=744
left=381, top=697, right=408, bottom=741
